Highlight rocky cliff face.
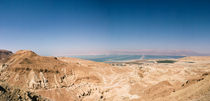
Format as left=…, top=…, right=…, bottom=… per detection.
left=0, top=83, right=49, bottom=101
left=0, top=50, right=210, bottom=101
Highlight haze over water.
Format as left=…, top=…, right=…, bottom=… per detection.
left=71, top=55, right=185, bottom=62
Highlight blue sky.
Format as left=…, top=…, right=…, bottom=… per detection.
left=0, top=0, right=210, bottom=56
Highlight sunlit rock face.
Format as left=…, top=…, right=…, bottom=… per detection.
left=0, top=50, right=210, bottom=101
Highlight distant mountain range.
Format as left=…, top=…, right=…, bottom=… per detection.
left=61, top=49, right=210, bottom=56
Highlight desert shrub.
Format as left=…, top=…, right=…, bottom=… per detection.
left=56, top=70, right=59, bottom=74
left=157, top=60, right=176, bottom=63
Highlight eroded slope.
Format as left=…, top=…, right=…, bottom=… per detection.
left=0, top=50, right=210, bottom=101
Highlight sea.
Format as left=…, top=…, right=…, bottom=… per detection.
left=71, top=55, right=185, bottom=62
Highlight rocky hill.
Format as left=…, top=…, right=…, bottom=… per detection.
left=0, top=49, right=13, bottom=63
left=0, top=83, right=49, bottom=101
left=0, top=50, right=210, bottom=101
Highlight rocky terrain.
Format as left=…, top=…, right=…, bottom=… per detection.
left=0, top=83, right=49, bottom=101
left=0, top=50, right=210, bottom=101
left=0, top=49, right=13, bottom=63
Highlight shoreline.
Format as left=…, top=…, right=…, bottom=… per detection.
left=104, top=57, right=182, bottom=63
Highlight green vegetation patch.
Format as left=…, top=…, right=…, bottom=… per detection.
left=157, top=60, right=176, bottom=63
left=187, top=62, right=195, bottom=63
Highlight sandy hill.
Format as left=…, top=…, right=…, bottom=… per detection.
left=0, top=50, right=118, bottom=100
left=0, top=50, right=210, bottom=101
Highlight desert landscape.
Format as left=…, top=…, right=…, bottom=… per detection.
left=0, top=49, right=210, bottom=101
left=1, top=0, right=210, bottom=101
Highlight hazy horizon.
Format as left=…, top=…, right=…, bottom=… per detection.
left=1, top=49, right=209, bottom=57
left=1, top=0, right=210, bottom=56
